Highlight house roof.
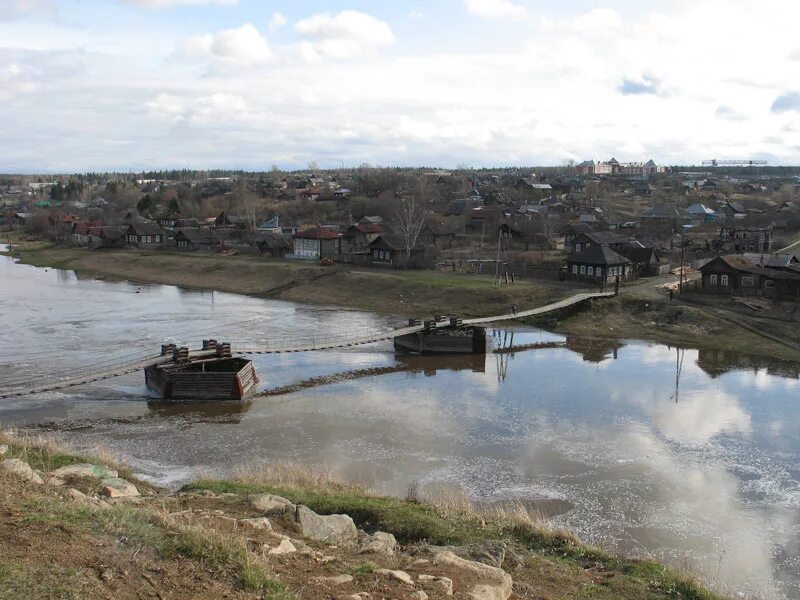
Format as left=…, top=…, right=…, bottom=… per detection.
left=445, top=197, right=482, bottom=216
left=294, top=227, right=340, bottom=240
left=99, top=226, right=126, bottom=240
left=568, top=244, right=630, bottom=266
left=582, top=231, right=628, bottom=245
left=642, top=205, right=689, bottom=219
left=687, top=203, right=715, bottom=214
left=369, top=234, right=422, bottom=251
left=175, top=227, right=214, bottom=243
left=345, top=223, right=383, bottom=236
left=127, top=222, right=165, bottom=236
left=742, top=253, right=797, bottom=268
left=620, top=246, right=658, bottom=264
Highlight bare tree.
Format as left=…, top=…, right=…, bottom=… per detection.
left=393, top=196, right=426, bottom=264
left=234, top=178, right=259, bottom=231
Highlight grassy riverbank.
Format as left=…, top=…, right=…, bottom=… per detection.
left=4, top=237, right=799, bottom=360
left=0, top=431, right=725, bottom=600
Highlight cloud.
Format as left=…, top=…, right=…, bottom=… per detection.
left=268, top=11, right=287, bottom=32
left=715, top=105, right=746, bottom=121
left=618, top=75, right=662, bottom=96
left=145, top=92, right=263, bottom=124
left=295, top=10, right=394, bottom=60
left=771, top=91, right=800, bottom=113
left=0, top=0, right=52, bottom=19
left=464, top=0, right=527, bottom=20
left=123, top=0, right=237, bottom=7
left=181, top=23, right=273, bottom=66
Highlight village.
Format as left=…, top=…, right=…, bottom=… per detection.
left=2, top=160, right=800, bottom=304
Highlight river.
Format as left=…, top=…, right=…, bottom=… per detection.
left=0, top=249, right=798, bottom=598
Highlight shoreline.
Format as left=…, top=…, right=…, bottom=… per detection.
left=0, top=430, right=726, bottom=600
left=4, top=238, right=800, bottom=361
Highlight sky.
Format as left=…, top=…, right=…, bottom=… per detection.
left=1, top=0, right=800, bottom=172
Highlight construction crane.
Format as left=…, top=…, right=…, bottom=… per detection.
left=702, top=159, right=768, bottom=167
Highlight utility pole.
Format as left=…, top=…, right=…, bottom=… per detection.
left=494, top=230, right=502, bottom=286
left=679, top=227, right=686, bottom=294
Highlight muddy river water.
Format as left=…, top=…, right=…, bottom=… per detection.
left=0, top=249, right=798, bottom=598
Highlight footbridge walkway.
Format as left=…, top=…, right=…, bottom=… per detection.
left=0, top=291, right=614, bottom=399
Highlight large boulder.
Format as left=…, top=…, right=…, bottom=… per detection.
left=358, top=531, right=396, bottom=556
left=268, top=539, right=297, bottom=555
left=49, top=463, right=117, bottom=485
left=1, top=459, right=43, bottom=484
left=433, top=550, right=512, bottom=600
left=294, top=505, right=358, bottom=545
left=239, top=517, right=273, bottom=533
left=418, top=574, right=453, bottom=596
left=248, top=493, right=295, bottom=516
left=375, top=569, right=414, bottom=586
left=100, top=477, right=140, bottom=498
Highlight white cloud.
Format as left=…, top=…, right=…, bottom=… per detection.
left=0, top=0, right=51, bottom=19
left=295, top=10, right=394, bottom=60
left=464, top=0, right=527, bottom=20
left=268, top=11, right=287, bottom=32
left=146, top=92, right=263, bottom=125
left=124, top=0, right=237, bottom=8
left=181, top=23, right=273, bottom=66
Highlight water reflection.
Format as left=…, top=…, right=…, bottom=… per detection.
left=2, top=254, right=800, bottom=598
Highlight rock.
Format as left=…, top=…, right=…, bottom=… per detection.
left=294, top=505, right=358, bottom=545
left=375, top=569, right=414, bottom=586
left=49, top=463, right=117, bottom=485
left=65, top=487, right=109, bottom=509
left=0, top=444, right=8, bottom=456
left=410, top=592, right=428, bottom=600
left=99, top=568, right=114, bottom=582
left=433, top=550, right=513, bottom=600
left=418, top=574, right=453, bottom=596
left=248, top=493, right=295, bottom=515
left=100, top=477, right=139, bottom=498
left=312, top=574, right=353, bottom=585
left=239, top=517, right=273, bottom=533
left=406, top=559, right=431, bottom=569
left=268, top=539, right=296, bottom=556
left=358, top=531, right=396, bottom=556
left=1, top=459, right=43, bottom=484
left=433, top=551, right=512, bottom=600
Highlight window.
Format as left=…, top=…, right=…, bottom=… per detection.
left=765, top=279, right=775, bottom=289
left=572, top=265, right=578, bottom=274
left=741, top=276, right=755, bottom=288
left=710, top=274, right=717, bottom=285
left=575, top=243, right=581, bottom=252
left=720, top=275, right=729, bottom=286
left=580, top=265, right=586, bottom=275
left=373, top=250, right=379, bottom=258
left=587, top=266, right=594, bottom=276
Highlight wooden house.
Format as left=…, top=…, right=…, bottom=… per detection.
left=368, top=235, right=425, bottom=269
left=291, top=227, right=341, bottom=260
left=88, top=226, right=126, bottom=249
left=125, top=222, right=165, bottom=248
left=566, top=244, right=632, bottom=283
left=174, top=228, right=215, bottom=252
left=698, top=255, right=800, bottom=298
left=340, top=222, right=383, bottom=256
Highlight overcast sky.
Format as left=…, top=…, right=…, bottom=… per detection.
left=1, top=0, right=799, bottom=172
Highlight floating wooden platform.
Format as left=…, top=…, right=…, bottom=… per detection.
left=144, top=357, right=258, bottom=401
left=394, top=326, right=487, bottom=354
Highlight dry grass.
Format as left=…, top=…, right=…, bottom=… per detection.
left=233, top=461, right=364, bottom=493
